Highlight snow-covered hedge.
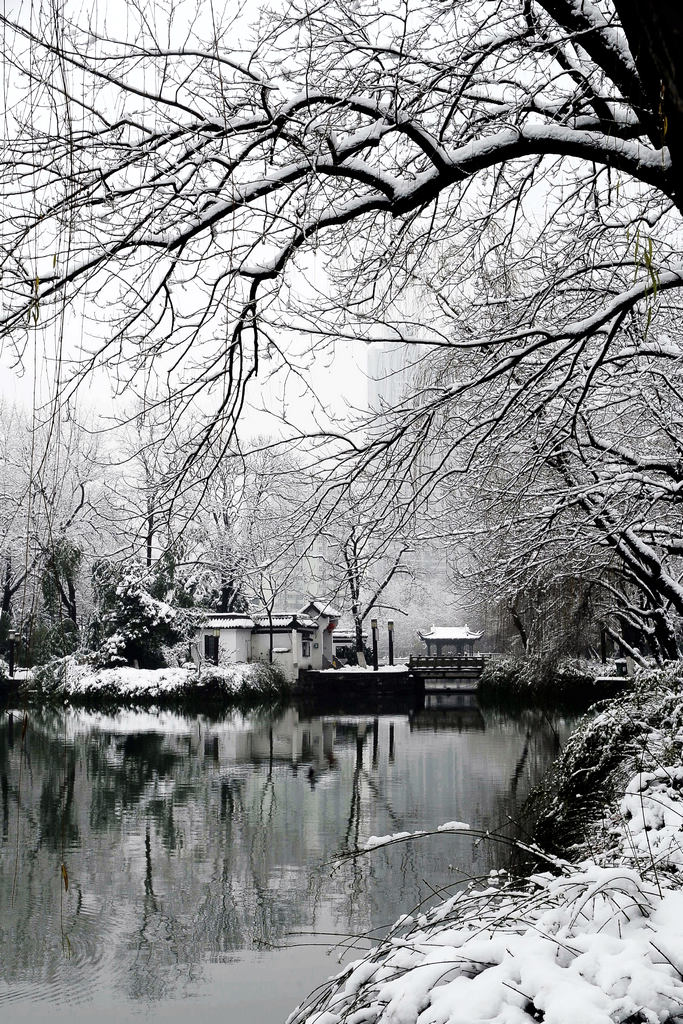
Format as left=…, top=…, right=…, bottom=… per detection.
left=32, top=657, right=291, bottom=707
left=478, top=655, right=628, bottom=707
left=289, top=668, right=683, bottom=1024
left=529, top=662, right=683, bottom=857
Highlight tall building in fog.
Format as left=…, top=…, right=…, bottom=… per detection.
left=366, top=339, right=418, bottom=413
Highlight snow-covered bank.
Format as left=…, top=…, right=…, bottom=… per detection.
left=479, top=656, right=629, bottom=707
left=31, top=658, right=291, bottom=707
left=288, top=667, right=683, bottom=1024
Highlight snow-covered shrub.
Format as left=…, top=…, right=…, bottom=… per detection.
left=33, top=654, right=91, bottom=695
left=528, top=664, right=683, bottom=858
left=31, top=660, right=290, bottom=707
left=289, top=859, right=683, bottom=1024
left=479, top=655, right=626, bottom=707
left=89, top=560, right=180, bottom=669
left=195, top=662, right=290, bottom=701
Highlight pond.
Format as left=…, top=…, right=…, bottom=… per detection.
left=0, top=697, right=578, bottom=1023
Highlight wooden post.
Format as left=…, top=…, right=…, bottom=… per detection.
left=372, top=718, right=379, bottom=765
left=388, top=620, right=394, bottom=666
left=7, top=629, right=16, bottom=678
left=389, top=723, right=395, bottom=762
left=371, top=618, right=378, bottom=671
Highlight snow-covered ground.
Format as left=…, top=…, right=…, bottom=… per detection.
left=35, top=657, right=288, bottom=704
left=319, top=664, right=410, bottom=674
left=61, top=664, right=193, bottom=698
left=288, top=674, right=683, bottom=1024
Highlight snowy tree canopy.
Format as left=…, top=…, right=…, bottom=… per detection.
left=3, top=0, right=683, bottom=659
left=1, top=1, right=681, bottom=466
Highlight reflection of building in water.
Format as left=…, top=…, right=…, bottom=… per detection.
left=410, top=693, right=486, bottom=731
left=231, top=708, right=337, bottom=766
left=5, top=704, right=574, bottom=1020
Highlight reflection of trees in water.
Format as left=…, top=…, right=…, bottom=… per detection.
left=483, top=708, right=580, bottom=859
left=0, top=705, right=575, bottom=1007
left=0, top=711, right=323, bottom=1001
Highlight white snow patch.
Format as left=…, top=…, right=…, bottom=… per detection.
left=320, top=664, right=410, bottom=673
left=362, top=823, right=469, bottom=851
left=363, top=832, right=419, bottom=850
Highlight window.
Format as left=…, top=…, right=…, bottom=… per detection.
left=204, top=634, right=219, bottom=666
left=301, top=640, right=311, bottom=658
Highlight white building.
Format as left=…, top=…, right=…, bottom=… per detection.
left=196, top=600, right=340, bottom=682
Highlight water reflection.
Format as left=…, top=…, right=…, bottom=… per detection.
left=411, top=691, right=486, bottom=730
left=0, top=700, right=577, bottom=1023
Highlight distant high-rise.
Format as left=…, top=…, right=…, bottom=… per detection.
left=366, top=339, right=418, bottom=413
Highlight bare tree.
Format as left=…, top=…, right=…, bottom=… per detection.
left=0, top=1, right=680, bottom=471
left=2, top=0, right=683, bottom=655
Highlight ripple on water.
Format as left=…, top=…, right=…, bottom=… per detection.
left=0, top=895, right=135, bottom=1008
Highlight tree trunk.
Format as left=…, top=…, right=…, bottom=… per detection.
left=267, top=607, right=274, bottom=663
left=508, top=598, right=528, bottom=652
left=146, top=503, right=154, bottom=568
left=354, top=615, right=364, bottom=656
left=614, top=1, right=683, bottom=209
left=66, top=577, right=77, bottom=625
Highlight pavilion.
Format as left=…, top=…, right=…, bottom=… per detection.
left=418, top=625, right=483, bottom=657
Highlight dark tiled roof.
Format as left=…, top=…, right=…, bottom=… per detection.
left=252, top=613, right=318, bottom=632
left=204, top=614, right=255, bottom=629
left=298, top=599, right=342, bottom=618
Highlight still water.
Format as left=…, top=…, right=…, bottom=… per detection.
left=0, top=698, right=576, bottom=1023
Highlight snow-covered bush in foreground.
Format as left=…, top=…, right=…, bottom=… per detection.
left=289, top=669, right=683, bottom=1024
left=289, top=862, right=683, bottom=1024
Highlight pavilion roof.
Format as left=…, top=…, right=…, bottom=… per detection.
left=419, top=625, right=483, bottom=642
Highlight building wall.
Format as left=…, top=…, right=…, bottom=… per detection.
left=219, top=630, right=239, bottom=663
left=198, top=623, right=326, bottom=680
left=198, top=627, right=253, bottom=666
left=310, top=617, right=333, bottom=667
left=251, top=631, right=298, bottom=682
left=235, top=629, right=251, bottom=663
